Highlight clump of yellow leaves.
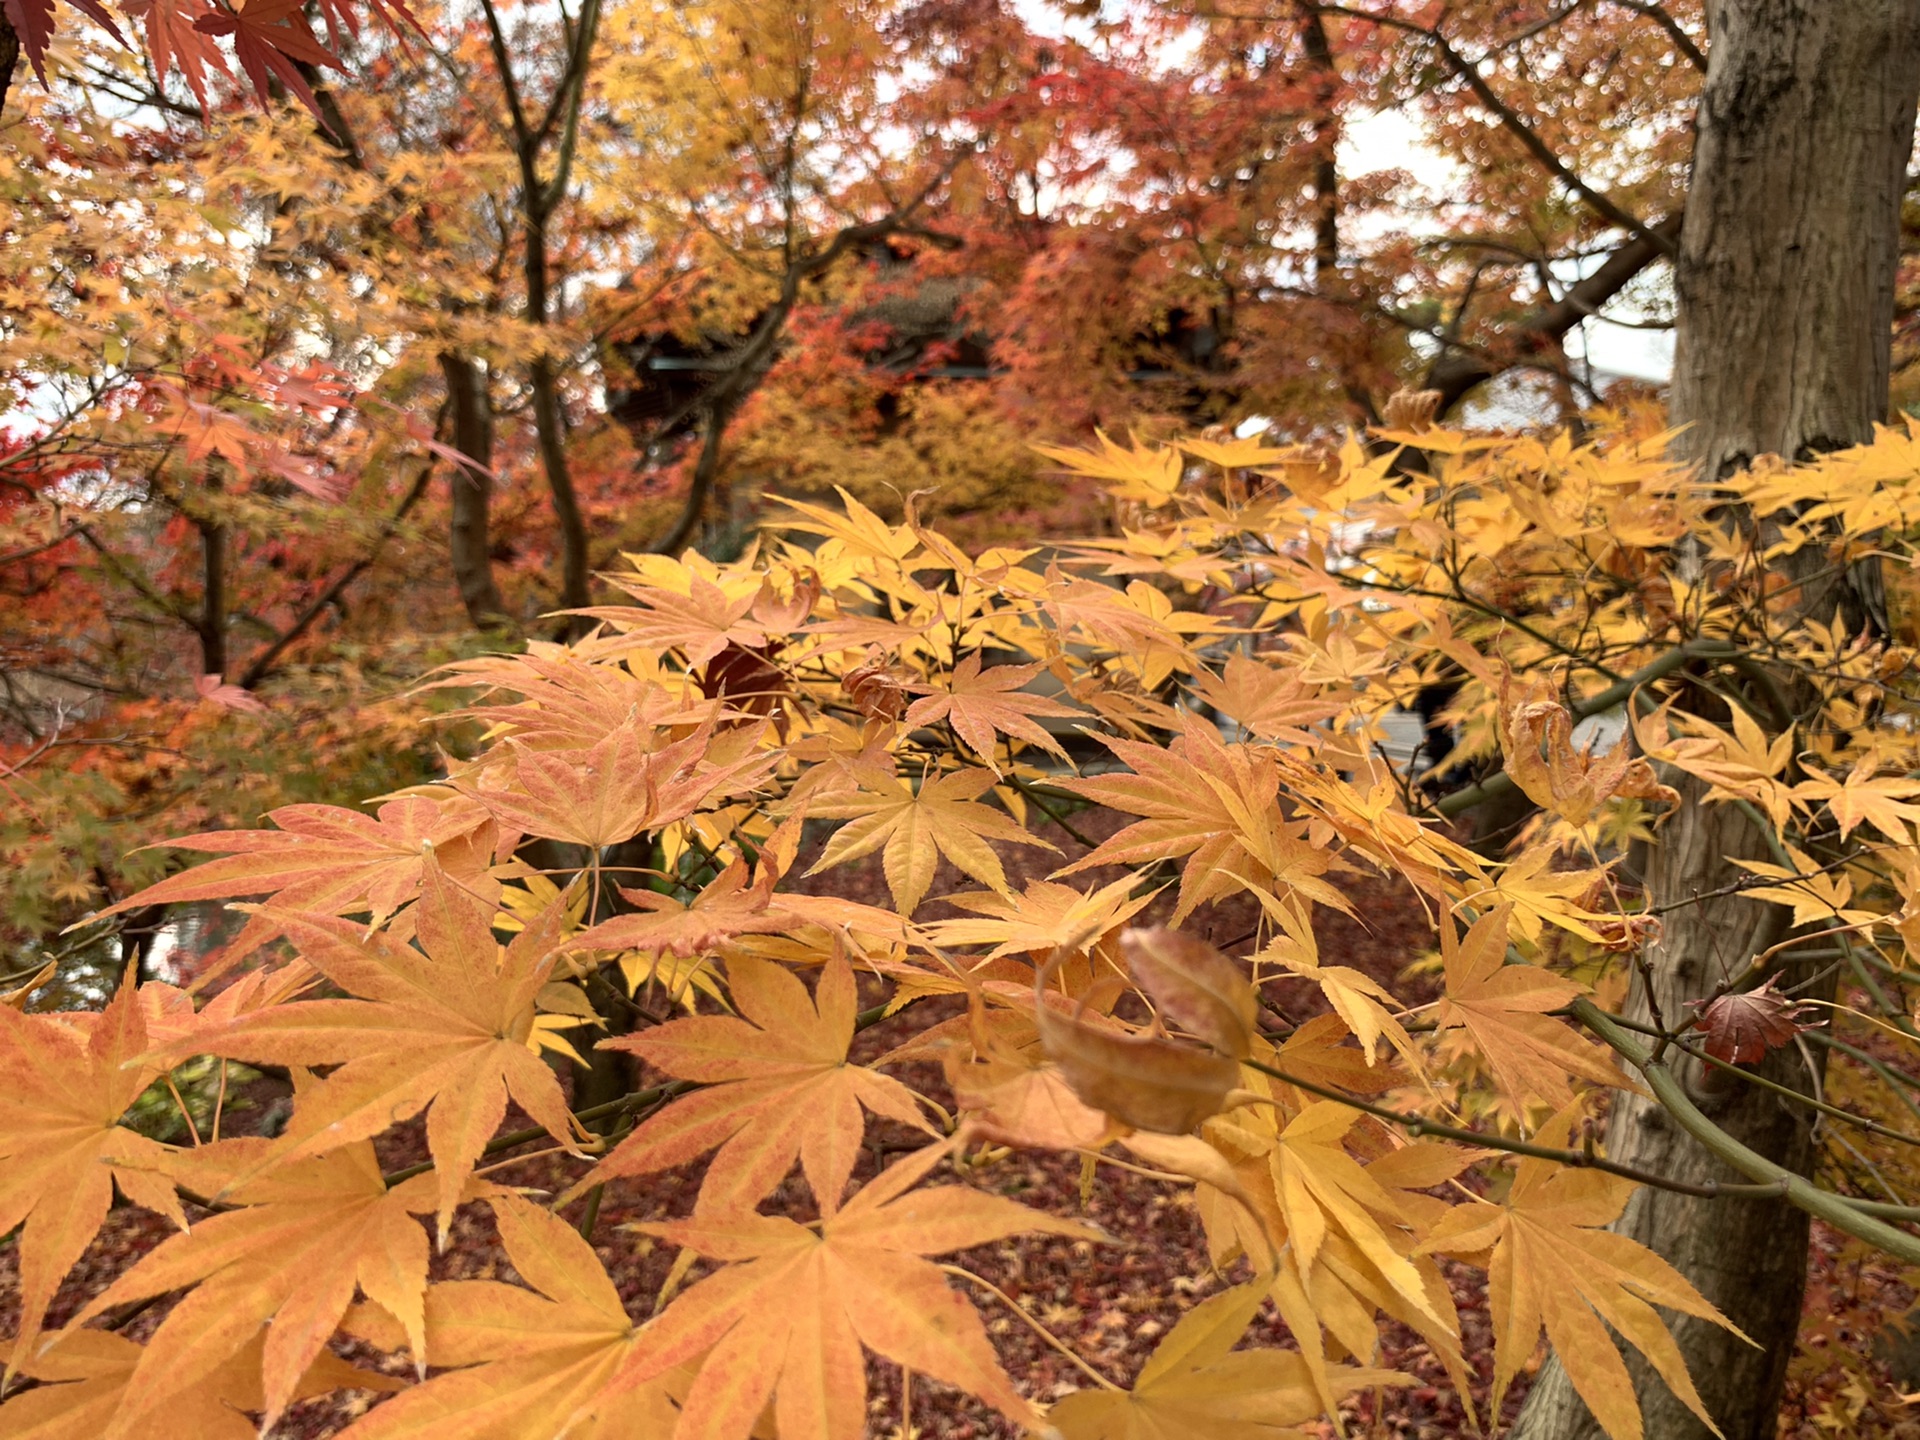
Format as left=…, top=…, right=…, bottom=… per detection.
left=13, top=415, right=1920, bottom=1439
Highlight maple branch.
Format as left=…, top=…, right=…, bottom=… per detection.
left=1310, top=5, right=1675, bottom=258
left=1588, top=1008, right=1920, bottom=1149
left=1007, top=776, right=1100, bottom=850
left=1240, top=1055, right=1796, bottom=1203
left=1573, top=999, right=1920, bottom=1264
left=1606, top=0, right=1706, bottom=70
left=1424, top=212, right=1685, bottom=413
left=642, top=153, right=967, bottom=555
left=476, top=0, right=531, bottom=147
left=237, top=453, right=436, bottom=690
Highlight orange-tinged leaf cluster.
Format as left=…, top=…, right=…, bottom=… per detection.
left=22, top=414, right=1920, bottom=1440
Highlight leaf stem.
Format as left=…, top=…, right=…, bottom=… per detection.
left=939, top=1264, right=1122, bottom=1392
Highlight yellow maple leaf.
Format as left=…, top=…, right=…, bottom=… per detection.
left=1049, top=1281, right=1406, bottom=1438
left=806, top=761, right=1054, bottom=914
left=1418, top=1103, right=1740, bottom=1440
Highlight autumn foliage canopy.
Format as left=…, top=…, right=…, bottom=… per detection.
left=10, top=0, right=1920, bottom=1433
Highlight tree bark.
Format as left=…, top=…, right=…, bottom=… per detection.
left=1513, top=5, right=1920, bottom=1438
left=438, top=352, right=509, bottom=630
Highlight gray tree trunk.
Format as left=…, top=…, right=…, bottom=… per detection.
left=1513, top=4, right=1920, bottom=1438
left=439, top=352, right=510, bottom=631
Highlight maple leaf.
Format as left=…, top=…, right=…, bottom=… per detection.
left=902, top=652, right=1079, bottom=773
left=605, top=1143, right=1104, bottom=1440
left=150, top=859, right=583, bottom=1241
left=194, top=0, right=339, bottom=113
left=1687, top=974, right=1821, bottom=1064
left=1432, top=905, right=1621, bottom=1107
left=946, top=1026, right=1122, bottom=1152
left=564, top=952, right=931, bottom=1214
left=570, top=827, right=907, bottom=963
left=1251, top=893, right=1412, bottom=1066
left=0, top=972, right=185, bottom=1385
left=119, top=0, right=226, bottom=112
left=1232, top=1100, right=1446, bottom=1329
left=451, top=720, right=775, bottom=851
left=92, top=795, right=499, bottom=962
left=1056, top=717, right=1353, bottom=922
left=338, top=1194, right=708, bottom=1439
left=69, top=1131, right=440, bottom=1436
left=581, top=572, right=779, bottom=667
left=0, top=1327, right=395, bottom=1440
left=1500, top=679, right=1676, bottom=827
left=1040, top=570, right=1202, bottom=657
left=1473, top=845, right=1617, bottom=944
left=1729, top=847, right=1876, bottom=930
left=1049, top=1281, right=1407, bottom=1439
left=806, top=761, right=1054, bottom=915
left=1631, top=702, right=1797, bottom=830
left=1792, top=757, right=1920, bottom=843
left=924, top=874, right=1159, bottom=961
left=427, top=651, right=718, bottom=751
left=1187, top=651, right=1345, bottom=744
left=1033, top=431, right=1184, bottom=507
left=1418, top=1104, right=1739, bottom=1440
left=772, top=487, right=924, bottom=566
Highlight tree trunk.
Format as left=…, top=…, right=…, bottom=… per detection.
left=1514, top=5, right=1920, bottom=1438
left=438, top=352, right=509, bottom=630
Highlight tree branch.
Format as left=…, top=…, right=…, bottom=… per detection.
left=1312, top=5, right=1677, bottom=256
left=1425, top=211, right=1684, bottom=412
left=1576, top=999, right=1920, bottom=1264
left=237, top=457, right=436, bottom=689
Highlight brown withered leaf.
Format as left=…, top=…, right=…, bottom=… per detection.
left=1687, top=974, right=1820, bottom=1064
left=843, top=650, right=916, bottom=722
left=1118, top=925, right=1256, bottom=1059
left=1034, top=990, right=1245, bottom=1136
left=1499, top=674, right=1677, bottom=828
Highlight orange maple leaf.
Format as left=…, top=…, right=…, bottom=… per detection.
left=1056, top=717, right=1352, bottom=921
left=1792, top=757, right=1920, bottom=843
left=452, top=720, right=775, bottom=851
left=70, top=1131, right=442, bottom=1436
left=902, top=652, right=1079, bottom=773
left=565, top=952, right=931, bottom=1214
left=1432, top=905, right=1622, bottom=1106
left=337, top=1194, right=710, bottom=1439
left=605, top=1143, right=1103, bottom=1440
left=92, top=795, right=499, bottom=963
left=151, top=860, right=584, bottom=1241
left=0, top=973, right=186, bottom=1384
left=0, top=1326, right=395, bottom=1440
left=579, top=572, right=774, bottom=667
